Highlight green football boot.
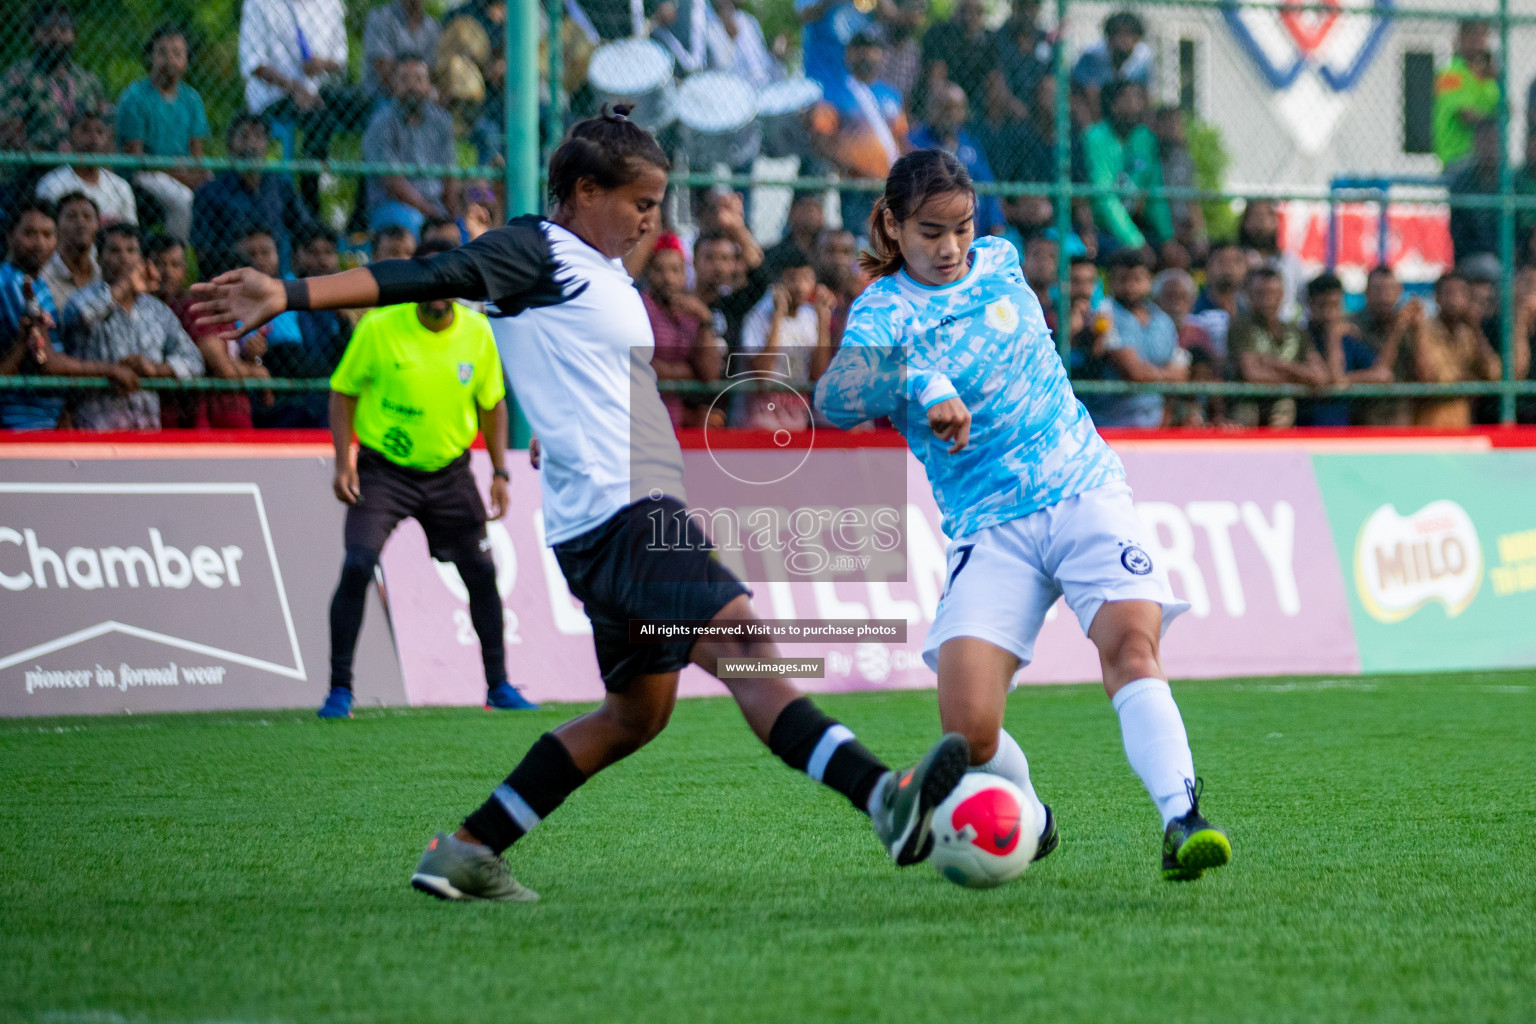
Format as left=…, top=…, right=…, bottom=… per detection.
left=411, top=832, right=539, bottom=902
left=1161, top=779, right=1231, bottom=882
left=871, top=733, right=971, bottom=866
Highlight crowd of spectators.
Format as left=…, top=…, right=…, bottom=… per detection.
left=607, top=5, right=1536, bottom=431
left=2, top=1, right=1536, bottom=432
left=0, top=0, right=515, bottom=431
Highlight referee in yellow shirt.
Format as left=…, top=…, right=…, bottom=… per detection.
left=320, top=238, right=534, bottom=718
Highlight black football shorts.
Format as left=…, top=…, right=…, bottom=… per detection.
left=554, top=496, right=749, bottom=693
left=345, top=446, right=488, bottom=562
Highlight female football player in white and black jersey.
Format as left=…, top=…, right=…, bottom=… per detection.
left=192, top=108, right=969, bottom=902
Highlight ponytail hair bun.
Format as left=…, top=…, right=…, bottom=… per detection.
left=547, top=105, right=670, bottom=206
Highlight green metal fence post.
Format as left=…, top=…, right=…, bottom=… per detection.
left=546, top=0, right=566, bottom=156
left=506, top=0, right=542, bottom=447
left=1053, top=0, right=1072, bottom=366
left=1498, top=0, right=1517, bottom=425
left=506, top=1, right=541, bottom=216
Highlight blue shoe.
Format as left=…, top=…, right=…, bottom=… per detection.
left=485, top=682, right=538, bottom=710
left=317, top=687, right=354, bottom=719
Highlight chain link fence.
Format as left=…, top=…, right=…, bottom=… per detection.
left=1, top=0, right=1535, bottom=430
left=0, top=0, right=503, bottom=429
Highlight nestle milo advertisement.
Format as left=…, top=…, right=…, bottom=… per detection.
left=1312, top=452, right=1536, bottom=673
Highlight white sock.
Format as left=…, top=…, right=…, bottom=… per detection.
left=976, top=729, right=1047, bottom=827
left=1112, top=677, right=1195, bottom=826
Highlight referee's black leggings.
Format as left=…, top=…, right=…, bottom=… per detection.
left=328, top=543, right=507, bottom=691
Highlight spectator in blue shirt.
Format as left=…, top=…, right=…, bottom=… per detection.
left=909, top=83, right=1005, bottom=236
left=1082, top=247, right=1187, bottom=428
left=797, top=0, right=890, bottom=104
left=1300, top=271, right=1390, bottom=426
left=809, top=32, right=908, bottom=238
left=116, top=22, right=211, bottom=242
left=1071, top=10, right=1152, bottom=116
left=0, top=200, right=138, bottom=429
left=191, top=113, right=314, bottom=277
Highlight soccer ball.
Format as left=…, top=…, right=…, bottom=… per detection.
left=929, top=773, right=1041, bottom=889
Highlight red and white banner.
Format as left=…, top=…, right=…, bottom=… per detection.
left=1279, top=201, right=1453, bottom=289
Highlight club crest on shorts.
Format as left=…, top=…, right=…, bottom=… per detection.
left=458, top=362, right=474, bottom=385
left=1121, top=544, right=1153, bottom=576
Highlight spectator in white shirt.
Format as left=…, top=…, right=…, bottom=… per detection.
left=35, top=108, right=137, bottom=226
left=704, top=0, right=783, bottom=88
left=238, top=0, right=371, bottom=214
left=737, top=252, right=836, bottom=430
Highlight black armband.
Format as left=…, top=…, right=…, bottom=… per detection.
left=370, top=251, right=489, bottom=306
left=283, top=278, right=311, bottom=311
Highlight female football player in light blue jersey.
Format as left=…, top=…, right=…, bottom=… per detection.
left=814, top=149, right=1231, bottom=881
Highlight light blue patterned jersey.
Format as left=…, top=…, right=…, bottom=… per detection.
left=814, top=236, right=1124, bottom=539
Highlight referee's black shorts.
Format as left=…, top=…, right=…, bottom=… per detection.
left=554, top=496, right=749, bottom=693
left=345, top=446, right=488, bottom=561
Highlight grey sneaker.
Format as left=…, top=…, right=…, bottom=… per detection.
left=871, top=733, right=970, bottom=866
left=410, top=832, right=539, bottom=902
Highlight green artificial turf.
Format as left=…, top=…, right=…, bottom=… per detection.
left=2, top=673, right=1534, bottom=1024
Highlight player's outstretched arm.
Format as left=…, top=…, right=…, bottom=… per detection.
left=191, top=268, right=383, bottom=342
left=192, top=241, right=502, bottom=342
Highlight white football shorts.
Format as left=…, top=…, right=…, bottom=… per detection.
left=921, top=481, right=1190, bottom=672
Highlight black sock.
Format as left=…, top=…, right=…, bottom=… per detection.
left=327, top=546, right=379, bottom=690
left=767, top=697, right=888, bottom=814
left=454, top=553, right=507, bottom=687
left=463, top=733, right=588, bottom=854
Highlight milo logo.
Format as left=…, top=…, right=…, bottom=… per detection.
left=1353, top=501, right=1482, bottom=624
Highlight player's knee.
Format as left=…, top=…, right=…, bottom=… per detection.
left=945, top=713, right=999, bottom=764
left=602, top=698, right=673, bottom=754
left=337, top=546, right=379, bottom=590
left=454, top=552, right=498, bottom=591
left=966, top=727, right=999, bottom=765
left=1105, top=628, right=1160, bottom=678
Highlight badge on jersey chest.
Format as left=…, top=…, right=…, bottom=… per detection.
left=457, top=362, right=473, bottom=385
left=984, top=297, right=1020, bottom=334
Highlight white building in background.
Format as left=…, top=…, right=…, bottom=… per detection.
left=1055, top=0, right=1533, bottom=283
